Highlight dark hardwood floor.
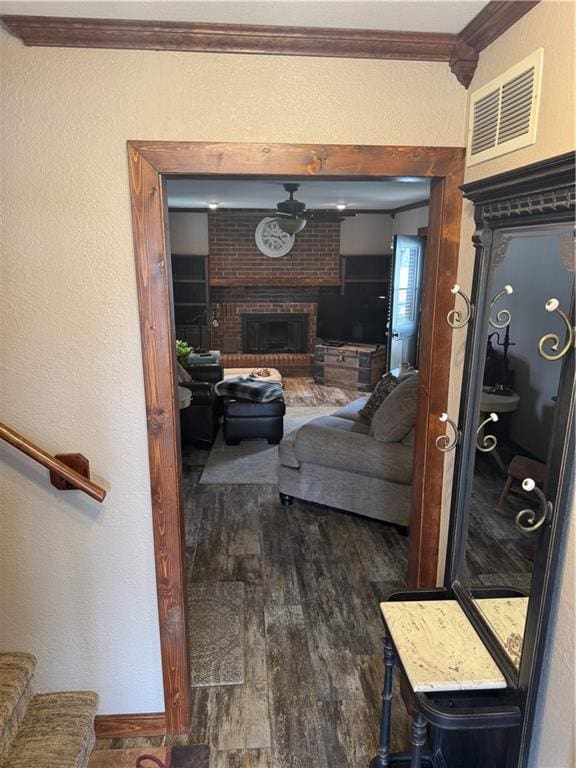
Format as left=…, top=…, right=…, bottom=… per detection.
left=178, top=378, right=411, bottom=766
left=95, top=378, right=528, bottom=765
left=465, top=450, right=535, bottom=593
left=182, top=482, right=411, bottom=767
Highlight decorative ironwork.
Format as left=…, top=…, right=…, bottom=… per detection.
left=435, top=413, right=461, bottom=452
left=446, top=284, right=474, bottom=328
left=479, top=187, right=575, bottom=221
left=538, top=298, right=576, bottom=362
left=492, top=231, right=511, bottom=266
left=489, top=284, right=514, bottom=329
left=476, top=412, right=499, bottom=452
left=515, top=478, right=554, bottom=534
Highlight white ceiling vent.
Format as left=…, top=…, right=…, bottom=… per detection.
left=467, top=48, right=543, bottom=167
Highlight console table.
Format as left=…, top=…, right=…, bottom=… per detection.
left=371, top=595, right=521, bottom=768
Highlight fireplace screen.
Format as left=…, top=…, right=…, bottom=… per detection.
left=242, top=314, right=308, bottom=354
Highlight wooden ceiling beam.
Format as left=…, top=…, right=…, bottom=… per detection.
left=0, top=2, right=541, bottom=89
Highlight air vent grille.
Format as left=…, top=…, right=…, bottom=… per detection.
left=498, top=68, right=535, bottom=143
left=467, top=49, right=543, bottom=167
left=471, top=90, right=499, bottom=154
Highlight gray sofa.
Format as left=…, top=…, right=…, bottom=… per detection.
left=278, top=374, right=418, bottom=527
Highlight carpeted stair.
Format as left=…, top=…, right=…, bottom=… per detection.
left=0, top=652, right=98, bottom=768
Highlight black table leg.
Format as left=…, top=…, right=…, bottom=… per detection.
left=370, top=635, right=396, bottom=768
left=410, top=711, right=427, bottom=768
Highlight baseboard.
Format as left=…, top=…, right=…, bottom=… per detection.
left=95, top=712, right=166, bottom=738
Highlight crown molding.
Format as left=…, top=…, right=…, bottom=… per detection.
left=0, top=15, right=456, bottom=60
left=390, top=198, right=430, bottom=215
left=459, top=0, right=540, bottom=53
left=0, top=2, right=541, bottom=89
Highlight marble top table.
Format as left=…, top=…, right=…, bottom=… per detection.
left=380, top=600, right=507, bottom=693
left=480, top=388, right=520, bottom=413
left=475, top=597, right=529, bottom=670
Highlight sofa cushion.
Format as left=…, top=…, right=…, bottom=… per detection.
left=358, top=372, right=399, bottom=422
left=402, top=427, right=416, bottom=447
left=370, top=373, right=419, bottom=443
left=293, top=421, right=413, bottom=484
left=303, top=414, right=370, bottom=436
left=330, top=397, right=369, bottom=423
left=278, top=430, right=300, bottom=468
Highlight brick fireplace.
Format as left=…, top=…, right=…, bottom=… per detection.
left=242, top=314, right=308, bottom=354
left=208, top=212, right=341, bottom=375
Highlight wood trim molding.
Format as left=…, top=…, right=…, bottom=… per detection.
left=459, top=0, right=540, bottom=53
left=1, top=15, right=456, bottom=61
left=95, top=713, right=166, bottom=739
left=0, top=3, right=540, bottom=89
left=450, top=1, right=540, bottom=87
left=407, top=169, right=465, bottom=588
left=390, top=198, right=430, bottom=215
left=127, top=141, right=465, bottom=733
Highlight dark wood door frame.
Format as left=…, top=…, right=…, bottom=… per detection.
left=127, top=141, right=465, bottom=734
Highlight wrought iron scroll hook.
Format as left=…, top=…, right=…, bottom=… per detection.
left=446, top=284, right=474, bottom=329
left=515, top=478, right=554, bottom=534
left=476, top=412, right=499, bottom=452
left=489, top=284, right=514, bottom=329
left=538, top=298, right=576, bottom=362
left=435, top=413, right=461, bottom=452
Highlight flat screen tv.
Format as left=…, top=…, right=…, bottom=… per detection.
left=316, top=294, right=388, bottom=345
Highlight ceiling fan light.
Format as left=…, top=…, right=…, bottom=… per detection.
left=276, top=217, right=307, bottom=234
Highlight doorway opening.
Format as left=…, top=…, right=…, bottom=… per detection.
left=169, top=178, right=431, bottom=759
left=127, top=142, right=465, bottom=738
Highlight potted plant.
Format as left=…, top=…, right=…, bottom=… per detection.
left=176, top=339, right=193, bottom=365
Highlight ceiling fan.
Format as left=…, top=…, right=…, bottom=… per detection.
left=269, top=183, right=356, bottom=233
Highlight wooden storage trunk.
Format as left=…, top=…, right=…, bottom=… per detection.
left=313, top=343, right=388, bottom=392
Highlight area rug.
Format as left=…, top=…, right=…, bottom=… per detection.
left=188, top=581, right=245, bottom=687
left=89, top=745, right=208, bottom=768
left=199, top=405, right=335, bottom=484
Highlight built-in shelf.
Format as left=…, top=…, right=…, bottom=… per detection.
left=171, top=254, right=209, bottom=334
left=341, top=254, right=392, bottom=302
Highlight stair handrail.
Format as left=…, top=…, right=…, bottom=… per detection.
left=0, top=421, right=106, bottom=502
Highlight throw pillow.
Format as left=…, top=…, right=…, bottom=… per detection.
left=370, top=373, right=419, bottom=443
left=359, top=372, right=399, bottom=423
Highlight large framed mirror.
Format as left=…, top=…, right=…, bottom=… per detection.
left=444, top=152, right=575, bottom=767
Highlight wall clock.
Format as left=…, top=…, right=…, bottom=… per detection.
left=254, top=217, right=295, bottom=257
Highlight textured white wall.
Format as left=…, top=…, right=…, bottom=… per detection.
left=169, top=212, right=209, bottom=256
left=0, top=29, right=467, bottom=714
left=340, top=214, right=394, bottom=255
left=391, top=206, right=429, bottom=236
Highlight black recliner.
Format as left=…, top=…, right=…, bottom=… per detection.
left=179, top=364, right=223, bottom=449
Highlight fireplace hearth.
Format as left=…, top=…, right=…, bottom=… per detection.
left=242, top=314, right=308, bottom=354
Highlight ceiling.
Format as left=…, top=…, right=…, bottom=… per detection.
left=0, top=1, right=490, bottom=34
left=167, top=178, right=431, bottom=211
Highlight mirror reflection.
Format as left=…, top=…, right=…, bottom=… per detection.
left=462, top=224, right=574, bottom=670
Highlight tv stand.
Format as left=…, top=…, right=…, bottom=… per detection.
left=313, top=342, right=387, bottom=392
